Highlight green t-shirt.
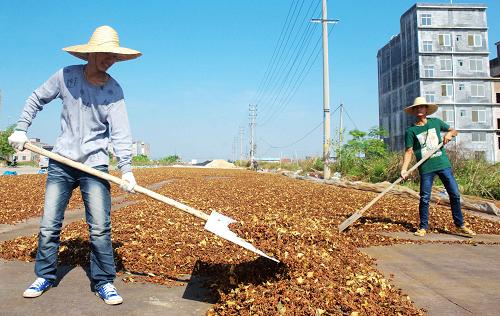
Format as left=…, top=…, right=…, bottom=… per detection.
left=404, top=117, right=451, bottom=174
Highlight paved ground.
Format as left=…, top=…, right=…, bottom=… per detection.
left=0, top=260, right=213, bottom=316
left=362, top=236, right=500, bottom=316
left=0, top=166, right=41, bottom=175
left=0, top=178, right=214, bottom=315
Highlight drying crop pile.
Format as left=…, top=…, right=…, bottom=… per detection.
left=0, top=170, right=168, bottom=224
left=1, top=168, right=499, bottom=315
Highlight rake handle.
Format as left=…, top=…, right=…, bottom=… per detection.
left=338, top=142, right=444, bottom=232
left=25, top=143, right=210, bottom=221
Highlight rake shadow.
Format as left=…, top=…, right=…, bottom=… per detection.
left=182, top=257, right=287, bottom=304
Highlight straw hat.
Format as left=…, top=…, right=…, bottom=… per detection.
left=404, top=96, right=438, bottom=115
left=62, top=25, right=141, bottom=61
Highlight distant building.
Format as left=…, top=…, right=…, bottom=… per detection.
left=378, top=3, right=500, bottom=162
left=490, top=41, right=500, bottom=78
left=13, top=138, right=53, bottom=163
left=131, top=141, right=150, bottom=157
left=490, top=41, right=500, bottom=154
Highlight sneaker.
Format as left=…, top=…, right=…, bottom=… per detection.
left=23, top=277, right=53, bottom=298
left=96, top=283, right=123, bottom=305
left=455, top=226, right=476, bottom=237
left=414, top=229, right=426, bottom=237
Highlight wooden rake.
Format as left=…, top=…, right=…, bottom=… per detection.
left=338, top=143, right=444, bottom=232
left=25, top=143, right=279, bottom=263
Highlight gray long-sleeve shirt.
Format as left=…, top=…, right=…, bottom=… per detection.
left=16, top=65, right=133, bottom=174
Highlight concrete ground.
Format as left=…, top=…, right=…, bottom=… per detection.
left=0, top=179, right=214, bottom=315
left=363, top=233, right=500, bottom=316
left=0, top=166, right=42, bottom=175
left=0, top=260, right=213, bottom=316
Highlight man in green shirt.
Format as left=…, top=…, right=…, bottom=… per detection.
left=401, top=97, right=475, bottom=237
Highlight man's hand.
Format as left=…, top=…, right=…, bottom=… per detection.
left=8, top=130, right=29, bottom=151
left=400, top=169, right=408, bottom=180
left=120, top=172, right=136, bottom=192
left=443, top=132, right=453, bottom=144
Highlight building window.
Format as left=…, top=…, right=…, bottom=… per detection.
left=440, top=57, right=452, bottom=71
left=425, top=93, right=435, bottom=103
left=471, top=108, right=486, bottom=123
left=22, top=156, right=26, bottom=161
left=468, top=34, right=482, bottom=47
left=469, top=58, right=483, bottom=72
left=422, top=41, right=433, bottom=52
left=460, top=109, right=467, bottom=117
left=441, top=83, right=453, bottom=96
left=421, top=13, right=432, bottom=26
left=458, top=83, right=465, bottom=91
left=471, top=83, right=485, bottom=97
left=458, top=59, right=464, bottom=66
left=442, top=110, right=454, bottom=123
left=471, top=132, right=486, bottom=142
left=424, top=65, right=434, bottom=77
left=438, top=34, right=451, bottom=46
left=456, top=35, right=462, bottom=42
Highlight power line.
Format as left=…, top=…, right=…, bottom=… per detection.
left=260, top=104, right=341, bottom=149
left=259, top=23, right=337, bottom=126
left=251, top=0, right=299, bottom=104
left=256, top=0, right=319, bottom=113
left=258, top=6, right=321, bottom=123
left=253, top=0, right=306, bottom=105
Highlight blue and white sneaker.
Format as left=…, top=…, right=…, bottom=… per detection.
left=96, top=283, right=123, bottom=305
left=23, top=277, right=53, bottom=298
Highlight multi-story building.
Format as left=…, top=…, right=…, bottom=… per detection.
left=490, top=41, right=500, bottom=154
left=13, top=138, right=53, bottom=163
left=378, top=3, right=500, bottom=162
left=132, top=141, right=151, bottom=157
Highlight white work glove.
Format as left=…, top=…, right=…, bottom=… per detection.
left=120, top=172, right=136, bottom=193
left=8, top=130, right=29, bottom=151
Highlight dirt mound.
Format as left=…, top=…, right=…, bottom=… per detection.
left=199, top=159, right=236, bottom=169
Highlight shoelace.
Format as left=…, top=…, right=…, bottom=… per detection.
left=101, top=284, right=118, bottom=297
left=31, top=278, right=47, bottom=289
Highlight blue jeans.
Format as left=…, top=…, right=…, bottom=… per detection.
left=35, top=160, right=115, bottom=289
left=418, top=167, right=464, bottom=230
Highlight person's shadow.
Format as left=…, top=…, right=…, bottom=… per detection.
left=30, top=237, right=124, bottom=292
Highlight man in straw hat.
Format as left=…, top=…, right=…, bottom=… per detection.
left=401, top=96, right=475, bottom=238
left=8, top=25, right=141, bottom=305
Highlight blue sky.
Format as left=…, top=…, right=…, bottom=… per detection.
left=1, top=0, right=499, bottom=160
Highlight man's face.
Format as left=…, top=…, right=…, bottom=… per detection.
left=92, top=53, right=118, bottom=72
left=414, top=104, right=428, bottom=118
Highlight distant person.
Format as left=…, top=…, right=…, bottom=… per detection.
left=8, top=25, right=141, bottom=305
left=400, top=97, right=475, bottom=237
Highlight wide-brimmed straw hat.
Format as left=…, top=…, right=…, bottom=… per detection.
left=404, top=96, right=438, bottom=115
left=62, top=25, right=141, bottom=61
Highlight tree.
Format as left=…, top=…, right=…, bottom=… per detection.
left=132, top=154, right=150, bottom=164
left=0, top=125, right=16, bottom=161
left=159, top=155, right=180, bottom=165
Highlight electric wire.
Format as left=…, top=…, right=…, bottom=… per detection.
left=260, top=104, right=341, bottom=149
left=256, top=0, right=319, bottom=115
left=251, top=0, right=299, bottom=105
left=254, top=0, right=307, bottom=106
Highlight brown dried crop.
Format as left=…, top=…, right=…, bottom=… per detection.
left=1, top=168, right=499, bottom=315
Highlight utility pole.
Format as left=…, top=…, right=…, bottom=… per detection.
left=338, top=103, right=344, bottom=166
left=249, top=104, right=257, bottom=167
left=312, top=0, right=339, bottom=180
left=239, top=126, right=244, bottom=161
